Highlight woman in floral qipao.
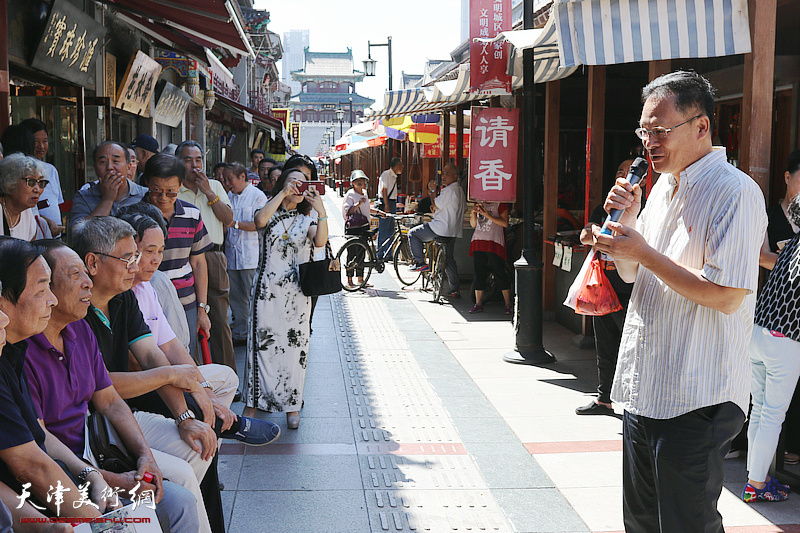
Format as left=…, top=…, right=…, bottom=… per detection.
left=244, top=168, right=328, bottom=429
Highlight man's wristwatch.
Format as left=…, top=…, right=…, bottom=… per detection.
left=198, top=302, right=210, bottom=313
left=234, top=220, right=240, bottom=230
left=175, top=410, right=196, bottom=426
left=78, top=466, right=101, bottom=484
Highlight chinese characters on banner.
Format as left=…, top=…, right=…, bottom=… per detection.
left=30, top=0, right=107, bottom=86
left=468, top=107, right=519, bottom=202
left=116, top=51, right=162, bottom=116
left=469, top=0, right=511, bottom=95
left=153, top=81, right=192, bottom=128
left=272, top=109, right=291, bottom=130
left=290, top=122, right=301, bottom=149
left=423, top=133, right=471, bottom=159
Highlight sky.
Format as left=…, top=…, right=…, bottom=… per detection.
left=255, top=0, right=463, bottom=108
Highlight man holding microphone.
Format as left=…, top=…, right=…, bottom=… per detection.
left=590, top=71, right=766, bottom=532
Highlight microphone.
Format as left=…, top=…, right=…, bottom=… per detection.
left=600, top=157, right=649, bottom=235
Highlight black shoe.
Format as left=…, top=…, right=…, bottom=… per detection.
left=233, top=390, right=242, bottom=402
left=575, top=401, right=613, bottom=415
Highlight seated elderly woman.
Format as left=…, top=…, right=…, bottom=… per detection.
left=0, top=154, right=51, bottom=240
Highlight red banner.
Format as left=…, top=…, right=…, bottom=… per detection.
left=469, top=0, right=511, bottom=95
left=423, top=134, right=470, bottom=159
left=468, top=107, right=519, bottom=202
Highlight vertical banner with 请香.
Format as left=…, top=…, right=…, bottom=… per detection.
left=468, top=107, right=519, bottom=202
left=469, top=0, right=511, bottom=95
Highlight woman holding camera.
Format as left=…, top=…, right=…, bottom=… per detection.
left=244, top=168, right=327, bottom=430
left=468, top=201, right=512, bottom=314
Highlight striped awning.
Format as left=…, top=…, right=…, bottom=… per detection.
left=552, top=0, right=752, bottom=68
left=501, top=14, right=581, bottom=88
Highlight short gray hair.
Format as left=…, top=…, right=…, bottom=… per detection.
left=176, top=140, right=203, bottom=160
left=71, top=216, right=136, bottom=263
left=0, top=153, right=45, bottom=197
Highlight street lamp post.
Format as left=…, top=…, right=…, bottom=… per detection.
left=363, top=37, right=392, bottom=91
left=364, top=37, right=393, bottom=160
left=348, top=97, right=353, bottom=127
left=503, top=0, right=555, bottom=366
left=336, top=107, right=344, bottom=137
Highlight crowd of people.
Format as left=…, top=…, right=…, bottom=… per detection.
left=0, top=123, right=330, bottom=531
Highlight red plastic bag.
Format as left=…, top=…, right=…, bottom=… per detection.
left=574, top=252, right=623, bottom=316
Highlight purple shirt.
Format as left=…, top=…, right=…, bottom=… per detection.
left=24, top=320, right=114, bottom=454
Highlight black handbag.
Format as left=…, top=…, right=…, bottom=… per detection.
left=299, top=241, right=342, bottom=296
left=87, top=411, right=138, bottom=473
left=345, top=211, right=369, bottom=230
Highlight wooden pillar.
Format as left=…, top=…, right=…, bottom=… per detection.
left=75, top=87, right=87, bottom=186
left=648, top=60, right=672, bottom=82
left=456, top=104, right=465, bottom=173
left=442, top=110, right=451, bottom=169
left=543, top=80, right=561, bottom=312
left=585, top=66, right=606, bottom=225
left=0, top=0, right=10, bottom=132
left=740, top=0, right=777, bottom=197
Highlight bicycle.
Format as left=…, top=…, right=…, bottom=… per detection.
left=336, top=214, right=417, bottom=291
left=393, top=230, right=451, bottom=304
left=420, top=238, right=449, bottom=303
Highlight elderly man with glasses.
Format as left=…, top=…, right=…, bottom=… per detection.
left=591, top=71, right=767, bottom=532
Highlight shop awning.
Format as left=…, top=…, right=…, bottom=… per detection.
left=551, top=0, right=751, bottom=67
left=484, top=15, right=581, bottom=89
left=215, top=94, right=283, bottom=132
left=100, top=0, right=254, bottom=58
left=116, top=13, right=208, bottom=62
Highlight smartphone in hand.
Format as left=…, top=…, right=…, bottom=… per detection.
left=296, top=181, right=325, bottom=195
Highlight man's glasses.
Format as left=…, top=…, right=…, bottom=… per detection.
left=635, top=115, right=702, bottom=141
left=20, top=177, right=50, bottom=189
left=92, top=251, right=141, bottom=269
left=149, top=190, right=179, bottom=199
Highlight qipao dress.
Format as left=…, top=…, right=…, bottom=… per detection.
left=244, top=207, right=314, bottom=412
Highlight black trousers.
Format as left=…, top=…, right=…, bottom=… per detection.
left=472, top=250, right=510, bottom=291
left=592, top=301, right=627, bottom=404
left=345, top=226, right=370, bottom=277
left=623, top=402, right=744, bottom=533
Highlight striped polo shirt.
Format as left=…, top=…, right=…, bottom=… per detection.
left=158, top=199, right=212, bottom=310
left=611, top=148, right=767, bottom=419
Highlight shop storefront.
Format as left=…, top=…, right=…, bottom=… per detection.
left=7, top=0, right=107, bottom=196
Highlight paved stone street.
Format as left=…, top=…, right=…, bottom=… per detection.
left=216, top=190, right=800, bottom=533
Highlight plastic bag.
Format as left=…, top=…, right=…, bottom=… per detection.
left=563, top=249, right=623, bottom=316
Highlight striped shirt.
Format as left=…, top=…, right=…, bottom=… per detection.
left=158, top=199, right=212, bottom=310
left=611, top=148, right=767, bottom=419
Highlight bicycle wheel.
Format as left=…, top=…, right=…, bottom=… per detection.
left=336, top=239, right=373, bottom=292
left=431, top=246, right=447, bottom=303
left=393, top=237, right=421, bottom=286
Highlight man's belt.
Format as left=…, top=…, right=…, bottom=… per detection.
left=209, top=244, right=224, bottom=252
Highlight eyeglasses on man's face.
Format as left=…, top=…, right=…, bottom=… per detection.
left=19, top=177, right=50, bottom=189
left=149, top=189, right=179, bottom=199
left=635, top=115, right=702, bottom=141
left=92, top=251, right=142, bottom=269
